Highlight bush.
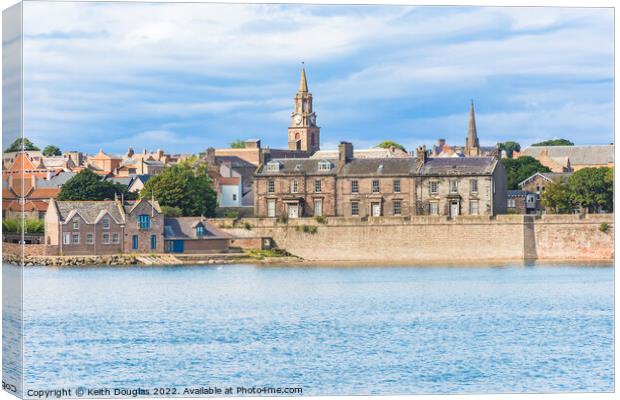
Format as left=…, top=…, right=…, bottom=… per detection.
left=2, top=218, right=43, bottom=233
left=314, top=215, right=327, bottom=224
left=599, top=222, right=609, bottom=233
left=243, top=222, right=252, bottom=230
left=225, top=210, right=239, bottom=219
left=277, top=214, right=288, bottom=224
left=302, top=225, right=318, bottom=234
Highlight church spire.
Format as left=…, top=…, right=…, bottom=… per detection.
left=465, top=99, right=480, bottom=156
left=298, top=63, right=308, bottom=93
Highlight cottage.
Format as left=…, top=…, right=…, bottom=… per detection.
left=163, top=217, right=231, bottom=253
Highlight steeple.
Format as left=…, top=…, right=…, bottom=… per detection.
left=465, top=100, right=480, bottom=156
left=298, top=64, right=308, bottom=93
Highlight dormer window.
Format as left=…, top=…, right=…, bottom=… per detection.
left=265, top=161, right=281, bottom=172
left=196, top=225, right=206, bottom=237
left=318, top=160, right=332, bottom=171
left=102, top=217, right=110, bottom=229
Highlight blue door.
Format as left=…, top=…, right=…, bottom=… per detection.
left=165, top=240, right=184, bottom=253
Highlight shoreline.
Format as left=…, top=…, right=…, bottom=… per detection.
left=3, top=254, right=614, bottom=268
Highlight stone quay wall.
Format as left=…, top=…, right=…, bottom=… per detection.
left=211, top=214, right=614, bottom=263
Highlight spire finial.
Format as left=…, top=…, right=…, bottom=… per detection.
left=298, top=63, right=308, bottom=93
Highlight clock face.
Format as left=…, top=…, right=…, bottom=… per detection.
left=294, top=114, right=302, bottom=125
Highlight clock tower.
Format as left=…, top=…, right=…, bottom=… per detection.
left=288, top=66, right=320, bottom=154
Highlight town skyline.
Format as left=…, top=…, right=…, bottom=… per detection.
left=9, top=2, right=614, bottom=154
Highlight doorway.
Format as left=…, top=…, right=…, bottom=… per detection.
left=371, top=202, right=381, bottom=217
left=450, top=201, right=460, bottom=218
left=288, top=204, right=299, bottom=219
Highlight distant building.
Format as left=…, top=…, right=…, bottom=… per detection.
left=163, top=217, right=231, bottom=253
left=431, top=101, right=499, bottom=158
left=254, top=142, right=507, bottom=218
left=514, top=144, right=614, bottom=172
left=519, top=172, right=572, bottom=214
left=506, top=190, right=537, bottom=214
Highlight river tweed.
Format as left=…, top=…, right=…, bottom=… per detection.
left=5, top=263, right=613, bottom=395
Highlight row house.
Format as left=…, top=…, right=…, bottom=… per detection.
left=254, top=142, right=507, bottom=219
left=45, top=198, right=165, bottom=255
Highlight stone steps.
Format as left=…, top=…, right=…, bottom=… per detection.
left=136, top=254, right=182, bottom=265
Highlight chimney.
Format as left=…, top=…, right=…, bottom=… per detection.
left=437, top=138, right=446, bottom=147
left=338, top=141, right=354, bottom=166
left=127, top=147, right=134, bottom=157
left=205, top=147, right=216, bottom=166
left=416, top=145, right=428, bottom=169
left=260, top=148, right=272, bottom=164
left=244, top=139, right=261, bottom=149
left=156, top=149, right=164, bottom=160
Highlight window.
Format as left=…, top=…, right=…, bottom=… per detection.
left=430, top=202, right=439, bottom=215
left=63, top=233, right=71, bottom=245
left=151, top=235, right=157, bottom=250
left=351, top=201, right=359, bottom=216
left=138, top=214, right=151, bottom=230
left=102, top=217, right=110, bottom=229
left=265, top=161, right=281, bottom=171
left=450, top=180, right=458, bottom=193
left=470, top=179, right=478, bottom=193
left=102, top=233, right=110, bottom=244
left=469, top=200, right=479, bottom=215
left=318, top=160, right=332, bottom=171
left=232, top=194, right=237, bottom=201
left=132, top=235, right=139, bottom=250
left=351, top=180, right=359, bottom=193
left=268, top=180, right=275, bottom=193
left=291, top=179, right=298, bottom=193
left=86, top=233, right=94, bottom=245
left=72, top=233, right=80, bottom=244
left=112, top=233, right=120, bottom=244
left=196, top=225, right=206, bottom=237
left=72, top=219, right=79, bottom=230
left=372, top=180, right=380, bottom=193
left=430, top=181, right=439, bottom=195
left=314, top=180, right=322, bottom=193
left=267, top=200, right=276, bottom=217
left=508, top=198, right=516, bottom=208
left=393, top=200, right=402, bottom=215
left=393, top=179, right=401, bottom=193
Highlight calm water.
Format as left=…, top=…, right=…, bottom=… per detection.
left=5, top=263, right=615, bottom=396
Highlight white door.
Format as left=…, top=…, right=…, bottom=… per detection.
left=371, top=203, right=381, bottom=217
left=267, top=200, right=276, bottom=217
left=450, top=201, right=459, bottom=218
left=63, top=232, right=71, bottom=245
left=288, top=204, right=299, bottom=219
left=314, top=200, right=323, bottom=216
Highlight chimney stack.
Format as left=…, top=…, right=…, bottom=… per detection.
left=416, top=145, right=428, bottom=169
left=260, top=148, right=272, bottom=164
left=338, top=141, right=354, bottom=166
left=205, top=147, right=216, bottom=166
left=437, top=138, right=446, bottom=147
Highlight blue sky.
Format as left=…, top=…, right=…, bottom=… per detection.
left=17, top=2, right=614, bottom=154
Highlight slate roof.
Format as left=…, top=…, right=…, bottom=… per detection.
left=507, top=190, right=528, bottom=197
left=310, top=147, right=410, bottom=159
left=105, top=176, right=133, bottom=186
left=54, top=200, right=125, bottom=224
left=163, top=217, right=232, bottom=240
left=256, top=158, right=338, bottom=176
left=37, top=172, right=77, bottom=188
left=540, top=172, right=572, bottom=180
left=418, top=157, right=497, bottom=176
left=520, top=145, right=614, bottom=165
left=215, top=155, right=256, bottom=169
left=339, top=158, right=416, bottom=176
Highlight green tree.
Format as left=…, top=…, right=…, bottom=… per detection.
left=501, top=156, right=551, bottom=190
left=376, top=141, right=406, bottom=152
left=568, top=167, right=613, bottom=213
left=42, top=145, right=61, bottom=156
left=230, top=139, right=245, bottom=149
left=531, top=138, right=574, bottom=146
left=498, top=141, right=521, bottom=158
left=160, top=205, right=183, bottom=217
left=541, top=179, right=574, bottom=214
left=140, top=161, right=217, bottom=217
left=57, top=169, right=131, bottom=201
left=4, top=137, right=40, bottom=152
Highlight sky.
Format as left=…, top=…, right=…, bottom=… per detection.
left=10, top=2, right=615, bottom=154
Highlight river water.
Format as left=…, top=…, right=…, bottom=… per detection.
left=3, top=263, right=614, bottom=396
